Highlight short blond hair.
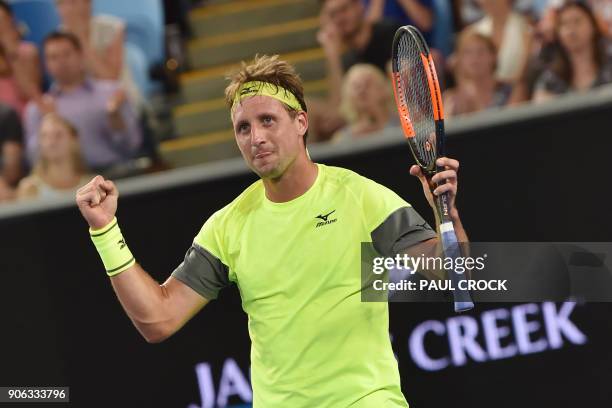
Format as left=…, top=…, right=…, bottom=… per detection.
left=225, top=55, right=309, bottom=143
left=225, top=55, right=306, bottom=110
left=340, top=64, right=392, bottom=124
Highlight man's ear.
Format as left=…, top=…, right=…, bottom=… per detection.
left=295, top=111, right=308, bottom=138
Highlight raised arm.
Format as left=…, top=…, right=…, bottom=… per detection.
left=409, top=157, right=468, bottom=243
left=317, top=13, right=344, bottom=108
left=76, top=175, right=209, bottom=343
left=406, top=156, right=470, bottom=282
left=104, top=87, right=143, bottom=154
left=397, top=0, right=434, bottom=31
left=109, top=265, right=209, bottom=343
left=366, top=0, right=386, bottom=23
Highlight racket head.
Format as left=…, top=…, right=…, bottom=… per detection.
left=391, top=25, right=445, bottom=176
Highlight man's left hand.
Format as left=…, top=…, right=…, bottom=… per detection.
left=409, top=157, right=460, bottom=220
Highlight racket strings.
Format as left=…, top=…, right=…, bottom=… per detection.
left=396, top=34, right=438, bottom=168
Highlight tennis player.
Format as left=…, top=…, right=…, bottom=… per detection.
left=76, top=55, right=467, bottom=407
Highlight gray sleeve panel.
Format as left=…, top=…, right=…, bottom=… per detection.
left=371, top=206, right=437, bottom=257
left=171, top=243, right=231, bottom=301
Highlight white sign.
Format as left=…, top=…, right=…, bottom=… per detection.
left=409, top=302, right=587, bottom=371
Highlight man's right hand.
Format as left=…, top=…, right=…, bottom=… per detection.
left=76, top=175, right=118, bottom=230
left=317, top=23, right=342, bottom=59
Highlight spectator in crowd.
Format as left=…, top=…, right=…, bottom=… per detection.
left=319, top=0, right=400, bottom=73
left=538, top=0, right=612, bottom=38
left=0, top=103, right=24, bottom=201
left=55, top=0, right=143, bottom=108
left=454, top=0, right=544, bottom=28
left=17, top=113, right=90, bottom=200
left=468, top=0, right=532, bottom=83
left=533, top=1, right=612, bottom=102
left=363, top=0, right=452, bottom=67
left=444, top=31, right=513, bottom=116
left=334, top=63, right=397, bottom=141
left=0, top=0, right=42, bottom=117
left=311, top=0, right=400, bottom=141
left=508, top=1, right=563, bottom=103
left=24, top=31, right=142, bottom=173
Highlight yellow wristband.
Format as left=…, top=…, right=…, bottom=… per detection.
left=90, top=217, right=135, bottom=277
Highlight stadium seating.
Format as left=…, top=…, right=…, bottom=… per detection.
left=163, top=0, right=327, bottom=168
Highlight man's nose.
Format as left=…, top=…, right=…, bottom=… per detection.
left=250, top=125, right=266, bottom=146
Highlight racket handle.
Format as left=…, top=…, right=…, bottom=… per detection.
left=440, top=219, right=474, bottom=313
left=433, top=163, right=453, bottom=224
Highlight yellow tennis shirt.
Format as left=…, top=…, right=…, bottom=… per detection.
left=172, top=163, right=436, bottom=407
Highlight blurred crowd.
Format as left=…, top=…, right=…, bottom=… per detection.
left=0, top=0, right=202, bottom=203
left=312, top=0, right=612, bottom=142
left=1, top=0, right=611, bottom=204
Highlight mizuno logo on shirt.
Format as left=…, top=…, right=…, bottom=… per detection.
left=417, top=221, right=433, bottom=231
left=315, top=210, right=337, bottom=228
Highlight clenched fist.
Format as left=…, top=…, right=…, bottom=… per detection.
left=76, top=175, right=118, bottom=229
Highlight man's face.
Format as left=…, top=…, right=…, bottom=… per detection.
left=321, top=0, right=364, bottom=39
left=232, top=96, right=307, bottom=179
left=44, top=39, right=84, bottom=85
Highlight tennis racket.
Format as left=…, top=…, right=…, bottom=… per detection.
left=390, top=25, right=474, bottom=312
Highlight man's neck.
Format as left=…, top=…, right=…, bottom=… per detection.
left=263, top=156, right=318, bottom=203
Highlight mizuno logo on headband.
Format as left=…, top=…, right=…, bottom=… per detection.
left=232, top=81, right=302, bottom=113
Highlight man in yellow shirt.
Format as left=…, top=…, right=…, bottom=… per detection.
left=76, top=55, right=467, bottom=407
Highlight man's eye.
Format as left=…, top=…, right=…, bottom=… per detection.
left=238, top=123, right=249, bottom=133
left=263, top=116, right=273, bottom=125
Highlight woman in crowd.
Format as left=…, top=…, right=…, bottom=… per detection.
left=468, top=0, right=532, bottom=83
left=17, top=113, right=90, bottom=200
left=444, top=30, right=513, bottom=116
left=533, top=1, right=612, bottom=102
left=334, top=63, right=396, bottom=141
left=0, top=0, right=42, bottom=117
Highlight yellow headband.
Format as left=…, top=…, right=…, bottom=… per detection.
left=232, top=81, right=302, bottom=112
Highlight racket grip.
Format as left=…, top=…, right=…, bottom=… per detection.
left=440, top=221, right=474, bottom=313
